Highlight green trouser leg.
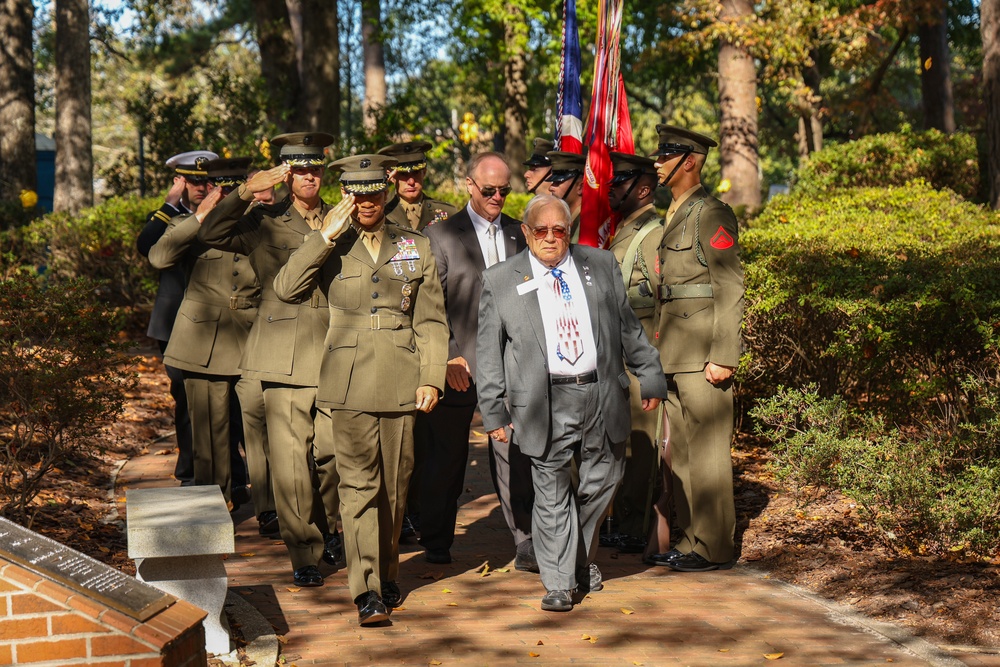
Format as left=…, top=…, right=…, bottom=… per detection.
left=611, top=370, right=661, bottom=538
left=235, top=378, right=275, bottom=516
left=184, top=373, right=234, bottom=503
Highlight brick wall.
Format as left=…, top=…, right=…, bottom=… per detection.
left=0, top=561, right=208, bottom=666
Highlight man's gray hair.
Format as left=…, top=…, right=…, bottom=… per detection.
left=467, top=151, right=510, bottom=179
left=523, top=194, right=572, bottom=228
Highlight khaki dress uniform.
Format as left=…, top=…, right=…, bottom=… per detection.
left=385, top=195, right=457, bottom=231
left=274, top=221, right=448, bottom=601
left=655, top=185, right=744, bottom=564
left=608, top=203, right=664, bottom=539
left=198, top=190, right=340, bottom=571
left=151, top=213, right=271, bottom=509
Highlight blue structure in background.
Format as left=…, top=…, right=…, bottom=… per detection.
left=35, top=133, right=55, bottom=213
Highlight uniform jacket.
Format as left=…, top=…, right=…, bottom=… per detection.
left=197, top=190, right=331, bottom=386
left=138, top=202, right=190, bottom=342
left=608, top=204, right=664, bottom=344
left=424, top=206, right=525, bottom=378
left=149, top=213, right=260, bottom=376
left=272, top=222, right=448, bottom=412
left=385, top=194, right=458, bottom=231
left=476, top=245, right=667, bottom=457
left=655, top=186, right=744, bottom=373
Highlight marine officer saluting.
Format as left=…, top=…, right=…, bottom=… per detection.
left=274, top=154, right=448, bottom=626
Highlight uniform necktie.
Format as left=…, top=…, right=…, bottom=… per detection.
left=486, top=223, right=499, bottom=268
left=306, top=209, right=322, bottom=231
left=550, top=267, right=583, bottom=365
left=362, top=231, right=380, bottom=261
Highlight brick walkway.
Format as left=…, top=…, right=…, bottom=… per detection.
left=117, top=417, right=984, bottom=667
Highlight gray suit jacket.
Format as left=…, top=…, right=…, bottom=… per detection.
left=476, top=245, right=668, bottom=457
left=425, top=205, right=524, bottom=378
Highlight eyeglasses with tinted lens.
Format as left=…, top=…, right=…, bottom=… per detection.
left=529, top=226, right=568, bottom=240
left=471, top=179, right=512, bottom=199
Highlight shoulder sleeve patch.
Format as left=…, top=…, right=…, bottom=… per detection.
left=710, top=226, right=734, bottom=250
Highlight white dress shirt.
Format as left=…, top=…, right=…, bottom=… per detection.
left=466, top=202, right=508, bottom=266
left=528, top=250, right=598, bottom=376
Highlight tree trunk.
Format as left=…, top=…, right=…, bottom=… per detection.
left=254, top=0, right=299, bottom=133
left=919, top=0, right=955, bottom=133
left=983, top=0, right=1000, bottom=208
left=503, top=3, right=528, bottom=191
left=717, top=0, right=760, bottom=211
left=796, top=53, right=823, bottom=162
left=300, top=0, right=340, bottom=137
left=0, top=0, right=37, bottom=203
left=361, top=0, right=386, bottom=134
left=54, top=0, right=94, bottom=213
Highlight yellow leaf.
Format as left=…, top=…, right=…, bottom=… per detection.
left=620, top=608, right=634, bottom=615
left=589, top=636, right=598, bottom=644
left=764, top=652, right=784, bottom=660
left=581, top=634, right=591, bottom=641
left=429, top=661, right=443, bottom=666
left=286, top=587, right=301, bottom=593
left=240, top=553, right=256, bottom=558
left=472, top=430, right=485, bottom=436
left=718, top=648, right=731, bottom=652
left=495, top=568, right=510, bottom=573
left=633, top=663, right=644, bottom=666
left=529, top=652, right=540, bottom=658
left=447, top=602, right=458, bottom=606
left=924, top=57, right=933, bottom=70
left=479, top=562, right=491, bottom=577
left=442, top=588, right=452, bottom=593
left=276, top=635, right=288, bottom=644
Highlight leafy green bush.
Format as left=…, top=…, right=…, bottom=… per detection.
left=751, top=385, right=1000, bottom=555
left=2, top=196, right=162, bottom=329
left=793, top=129, right=979, bottom=200
left=0, top=274, right=137, bottom=524
left=742, top=180, right=1000, bottom=423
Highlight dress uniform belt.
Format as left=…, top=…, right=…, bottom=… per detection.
left=229, top=296, right=261, bottom=310
left=658, top=283, right=713, bottom=300
left=549, top=370, right=597, bottom=385
left=626, top=282, right=657, bottom=310
left=332, top=313, right=413, bottom=330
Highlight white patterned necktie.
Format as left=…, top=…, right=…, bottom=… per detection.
left=486, top=223, right=500, bottom=268
left=550, top=267, right=583, bottom=365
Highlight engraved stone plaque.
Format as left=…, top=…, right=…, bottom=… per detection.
left=0, top=516, right=173, bottom=621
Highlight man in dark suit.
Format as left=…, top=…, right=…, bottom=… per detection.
left=198, top=133, right=343, bottom=587
left=477, top=194, right=667, bottom=612
left=137, top=150, right=217, bottom=488
left=422, top=152, right=533, bottom=568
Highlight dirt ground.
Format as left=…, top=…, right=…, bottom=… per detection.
left=19, top=344, right=1000, bottom=656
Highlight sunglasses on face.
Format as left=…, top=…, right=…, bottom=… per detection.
left=529, top=226, right=568, bottom=240
left=471, top=178, right=512, bottom=199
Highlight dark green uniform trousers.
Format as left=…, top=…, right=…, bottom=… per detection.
left=235, top=378, right=275, bottom=516
left=612, top=371, right=662, bottom=538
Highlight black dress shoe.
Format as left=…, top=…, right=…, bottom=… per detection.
left=322, top=531, right=345, bottom=567
left=598, top=531, right=623, bottom=548
left=576, top=563, right=603, bottom=593
left=257, top=510, right=280, bottom=537
left=400, top=514, right=418, bottom=542
left=540, top=589, right=574, bottom=612
left=667, top=552, right=725, bottom=572
left=292, top=565, right=323, bottom=587
left=381, top=581, right=402, bottom=608
left=647, top=548, right=686, bottom=567
left=424, top=548, right=452, bottom=564
left=355, top=591, right=390, bottom=626
left=230, top=485, right=252, bottom=506
left=514, top=539, right=539, bottom=573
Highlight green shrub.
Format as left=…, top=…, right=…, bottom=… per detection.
left=793, top=128, right=979, bottom=200
left=0, top=274, right=137, bottom=525
left=751, top=385, right=1000, bottom=555
left=2, top=196, right=162, bottom=330
left=742, top=180, right=1000, bottom=423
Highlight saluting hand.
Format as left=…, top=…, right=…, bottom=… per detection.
left=320, top=194, right=356, bottom=243
left=165, top=176, right=186, bottom=207
left=195, top=187, right=223, bottom=223
left=414, top=385, right=439, bottom=413
left=246, top=164, right=289, bottom=193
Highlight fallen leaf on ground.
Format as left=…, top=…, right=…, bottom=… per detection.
left=536, top=640, right=544, bottom=645
left=764, top=653, right=784, bottom=660
left=276, top=635, right=288, bottom=644
left=580, top=634, right=598, bottom=643
left=286, top=587, right=301, bottom=593
left=478, top=561, right=491, bottom=577
left=429, top=661, right=442, bottom=665
left=495, top=568, right=510, bottom=573
left=529, top=652, right=540, bottom=657
left=442, top=588, right=452, bottom=593
left=620, top=608, right=634, bottom=615
left=447, top=602, right=458, bottom=606
left=240, top=553, right=256, bottom=557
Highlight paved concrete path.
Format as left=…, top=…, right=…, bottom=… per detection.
left=117, top=417, right=987, bottom=667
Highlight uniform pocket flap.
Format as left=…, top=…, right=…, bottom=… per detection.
left=198, top=248, right=224, bottom=260
left=327, top=328, right=359, bottom=351
left=177, top=300, right=222, bottom=324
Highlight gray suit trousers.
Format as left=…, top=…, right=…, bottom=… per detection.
left=530, top=382, right=624, bottom=592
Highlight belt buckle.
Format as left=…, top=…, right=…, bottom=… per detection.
left=229, top=296, right=239, bottom=310
left=371, top=314, right=379, bottom=330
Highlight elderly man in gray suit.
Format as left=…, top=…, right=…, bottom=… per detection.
left=477, top=194, right=667, bottom=612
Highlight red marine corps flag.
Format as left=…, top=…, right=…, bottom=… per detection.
left=579, top=0, right=633, bottom=248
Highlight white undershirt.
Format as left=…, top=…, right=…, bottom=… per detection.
left=466, top=202, right=508, bottom=265
left=528, top=250, right=598, bottom=376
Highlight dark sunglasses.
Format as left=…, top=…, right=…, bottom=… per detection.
left=471, top=178, right=512, bottom=199
left=529, top=226, right=568, bottom=240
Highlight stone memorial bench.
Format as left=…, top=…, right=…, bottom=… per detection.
left=127, top=486, right=234, bottom=656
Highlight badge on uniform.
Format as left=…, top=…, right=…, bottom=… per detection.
left=392, top=238, right=420, bottom=273
left=710, top=226, right=734, bottom=250
left=401, top=296, right=411, bottom=311
left=401, top=284, right=413, bottom=297
left=431, top=209, right=449, bottom=226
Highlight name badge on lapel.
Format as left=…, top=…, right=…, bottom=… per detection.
left=517, top=278, right=540, bottom=295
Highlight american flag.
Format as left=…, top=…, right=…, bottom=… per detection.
left=555, top=0, right=583, bottom=155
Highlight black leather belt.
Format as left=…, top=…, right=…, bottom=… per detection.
left=550, top=370, right=597, bottom=385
